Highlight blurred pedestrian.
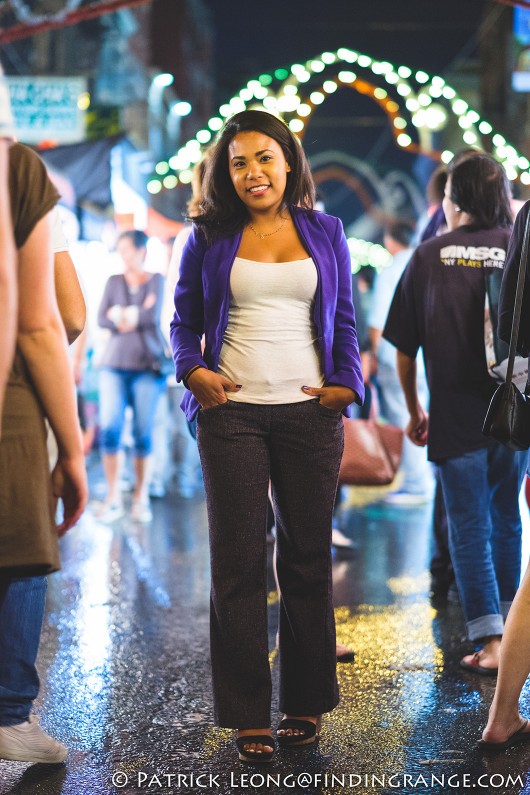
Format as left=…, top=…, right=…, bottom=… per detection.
left=369, top=222, right=433, bottom=505
left=0, top=142, right=88, bottom=764
left=171, top=109, right=364, bottom=762
left=51, top=208, right=85, bottom=344
left=161, top=158, right=209, bottom=498
left=416, top=165, right=447, bottom=243
left=479, top=199, right=530, bottom=749
left=384, top=154, right=526, bottom=675
left=421, top=151, right=489, bottom=599
left=96, top=230, right=166, bottom=523
left=46, top=207, right=87, bottom=467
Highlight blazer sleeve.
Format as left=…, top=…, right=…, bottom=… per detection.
left=170, top=225, right=208, bottom=382
left=499, top=202, right=530, bottom=355
left=325, top=217, right=365, bottom=404
left=351, top=274, right=370, bottom=353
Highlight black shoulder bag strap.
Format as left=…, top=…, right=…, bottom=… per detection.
left=506, top=209, right=530, bottom=391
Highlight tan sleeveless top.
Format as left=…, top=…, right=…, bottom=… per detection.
left=0, top=143, right=60, bottom=574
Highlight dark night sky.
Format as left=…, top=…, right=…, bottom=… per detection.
left=201, top=0, right=501, bottom=227
left=204, top=0, right=493, bottom=102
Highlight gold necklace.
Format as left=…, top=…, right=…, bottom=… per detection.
left=248, top=216, right=287, bottom=239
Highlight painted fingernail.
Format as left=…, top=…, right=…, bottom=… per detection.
left=235, top=384, right=242, bottom=389
left=302, top=386, right=310, bottom=390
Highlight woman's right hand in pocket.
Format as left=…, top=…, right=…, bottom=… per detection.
left=188, top=368, right=241, bottom=409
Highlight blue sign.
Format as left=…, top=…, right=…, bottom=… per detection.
left=514, top=7, right=530, bottom=45
left=6, top=76, right=86, bottom=144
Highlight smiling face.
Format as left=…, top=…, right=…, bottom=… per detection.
left=228, top=130, right=291, bottom=217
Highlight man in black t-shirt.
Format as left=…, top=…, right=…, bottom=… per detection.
left=384, top=155, right=527, bottom=676
left=384, top=224, right=506, bottom=462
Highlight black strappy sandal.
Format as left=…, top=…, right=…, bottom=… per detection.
left=276, top=716, right=322, bottom=748
left=236, top=734, right=275, bottom=763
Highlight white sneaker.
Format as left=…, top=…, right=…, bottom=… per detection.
left=131, top=500, right=153, bottom=523
left=383, top=490, right=432, bottom=506
left=0, top=716, right=67, bottom=764
left=148, top=481, right=166, bottom=499
left=95, top=501, right=125, bottom=523
left=331, top=528, right=356, bottom=549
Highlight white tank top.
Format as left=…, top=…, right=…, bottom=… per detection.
left=217, top=257, right=324, bottom=404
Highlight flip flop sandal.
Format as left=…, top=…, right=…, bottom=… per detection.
left=459, top=651, right=498, bottom=677
left=477, top=719, right=530, bottom=751
left=276, top=717, right=322, bottom=748
left=236, top=734, right=275, bottom=763
left=336, top=647, right=355, bottom=663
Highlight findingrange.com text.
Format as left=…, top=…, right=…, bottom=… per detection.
left=111, top=771, right=526, bottom=790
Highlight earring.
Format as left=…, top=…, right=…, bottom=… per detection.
left=455, top=206, right=461, bottom=212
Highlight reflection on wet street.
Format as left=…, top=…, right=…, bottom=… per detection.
left=1, top=472, right=530, bottom=795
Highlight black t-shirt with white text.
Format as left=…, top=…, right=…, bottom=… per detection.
left=383, top=225, right=511, bottom=462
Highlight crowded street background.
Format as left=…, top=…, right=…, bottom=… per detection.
left=3, top=1, right=530, bottom=793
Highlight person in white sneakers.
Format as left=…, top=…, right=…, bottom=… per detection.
left=96, top=230, right=166, bottom=523
left=0, top=132, right=88, bottom=763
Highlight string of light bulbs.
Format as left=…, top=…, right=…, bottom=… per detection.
left=148, top=47, right=530, bottom=195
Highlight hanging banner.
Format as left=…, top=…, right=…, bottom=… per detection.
left=6, top=76, right=87, bottom=144
left=513, top=7, right=530, bottom=92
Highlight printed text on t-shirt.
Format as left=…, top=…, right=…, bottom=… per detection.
left=439, top=245, right=506, bottom=269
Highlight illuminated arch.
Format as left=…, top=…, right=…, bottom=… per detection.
left=148, top=47, right=530, bottom=194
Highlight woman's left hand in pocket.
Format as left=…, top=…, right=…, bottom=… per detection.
left=302, top=384, right=357, bottom=411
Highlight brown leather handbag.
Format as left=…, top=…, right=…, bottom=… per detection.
left=338, top=417, right=404, bottom=487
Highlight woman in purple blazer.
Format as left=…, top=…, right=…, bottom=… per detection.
left=170, top=110, right=364, bottom=762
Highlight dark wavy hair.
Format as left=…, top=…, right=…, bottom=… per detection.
left=117, top=229, right=149, bottom=249
left=448, top=154, right=513, bottom=230
left=192, top=110, right=315, bottom=243
left=186, top=153, right=210, bottom=218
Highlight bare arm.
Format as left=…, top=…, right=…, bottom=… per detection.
left=54, top=250, right=86, bottom=344
left=396, top=350, right=428, bottom=447
left=368, top=326, right=383, bottom=353
left=0, top=138, right=16, bottom=431
left=367, top=326, right=382, bottom=380
left=71, top=325, right=87, bottom=385
left=17, top=211, right=87, bottom=532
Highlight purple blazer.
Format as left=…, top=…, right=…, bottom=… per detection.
left=170, top=206, right=365, bottom=420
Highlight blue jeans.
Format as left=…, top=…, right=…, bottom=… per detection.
left=171, top=386, right=201, bottom=495
left=0, top=576, right=47, bottom=726
left=98, top=368, right=165, bottom=457
left=439, top=442, right=527, bottom=641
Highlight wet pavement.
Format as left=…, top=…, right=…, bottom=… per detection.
left=2, top=467, right=530, bottom=795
